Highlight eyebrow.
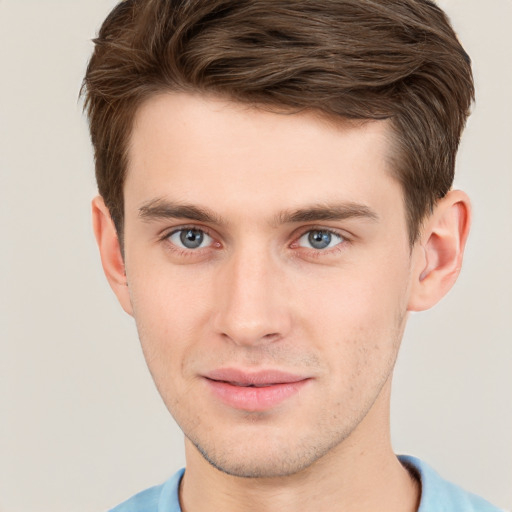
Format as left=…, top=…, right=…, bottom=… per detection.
left=138, top=198, right=224, bottom=224
left=274, top=202, right=379, bottom=225
left=138, top=198, right=379, bottom=226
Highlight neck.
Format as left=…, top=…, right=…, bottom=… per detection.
left=179, top=379, right=420, bottom=512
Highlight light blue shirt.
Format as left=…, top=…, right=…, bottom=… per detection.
left=109, top=456, right=504, bottom=511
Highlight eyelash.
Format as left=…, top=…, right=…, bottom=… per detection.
left=291, top=227, right=349, bottom=257
left=160, top=225, right=220, bottom=257
left=159, top=225, right=350, bottom=257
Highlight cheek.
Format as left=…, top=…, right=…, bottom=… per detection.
left=300, top=258, right=408, bottom=330
left=296, top=256, right=409, bottom=371
left=127, top=267, right=213, bottom=376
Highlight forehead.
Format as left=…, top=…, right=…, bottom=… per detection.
left=125, top=92, right=404, bottom=225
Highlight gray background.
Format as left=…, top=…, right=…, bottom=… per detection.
left=1, top=1, right=510, bottom=510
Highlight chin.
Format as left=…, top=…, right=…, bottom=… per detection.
left=188, top=428, right=346, bottom=479
left=197, top=446, right=312, bottom=479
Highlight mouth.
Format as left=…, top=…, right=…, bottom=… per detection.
left=203, top=368, right=310, bottom=411
left=223, top=382, right=280, bottom=388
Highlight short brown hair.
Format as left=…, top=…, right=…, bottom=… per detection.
left=82, top=0, right=474, bottom=244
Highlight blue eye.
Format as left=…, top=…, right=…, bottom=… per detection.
left=298, top=230, right=344, bottom=250
left=168, top=229, right=212, bottom=249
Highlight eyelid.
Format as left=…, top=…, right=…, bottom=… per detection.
left=298, top=230, right=343, bottom=247
left=289, top=226, right=352, bottom=257
left=170, top=228, right=213, bottom=248
left=157, top=223, right=351, bottom=256
left=291, top=225, right=351, bottom=242
left=159, top=224, right=221, bottom=251
left=159, top=223, right=213, bottom=240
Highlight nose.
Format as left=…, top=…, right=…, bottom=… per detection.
left=212, top=247, right=292, bottom=347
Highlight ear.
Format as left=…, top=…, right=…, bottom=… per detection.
left=91, top=196, right=133, bottom=316
left=408, top=190, right=471, bottom=312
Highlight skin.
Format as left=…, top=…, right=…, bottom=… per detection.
left=93, top=92, right=470, bottom=512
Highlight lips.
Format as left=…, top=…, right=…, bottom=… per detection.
left=228, top=382, right=277, bottom=388
left=203, top=368, right=310, bottom=411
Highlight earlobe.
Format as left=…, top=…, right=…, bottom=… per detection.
left=91, top=196, right=133, bottom=316
left=408, top=190, right=471, bottom=312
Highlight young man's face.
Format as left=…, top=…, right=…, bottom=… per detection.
left=116, top=92, right=422, bottom=478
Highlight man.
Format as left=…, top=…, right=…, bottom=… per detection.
left=81, top=0, right=503, bottom=510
